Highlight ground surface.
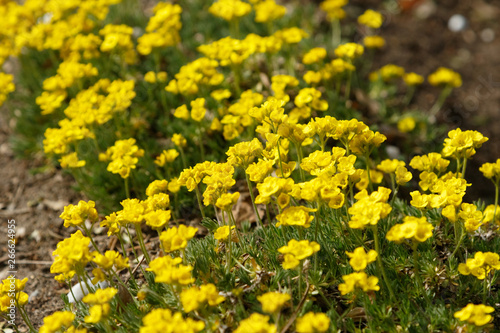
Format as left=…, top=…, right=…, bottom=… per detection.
left=0, top=0, right=499, bottom=330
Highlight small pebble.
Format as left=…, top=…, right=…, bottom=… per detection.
left=480, top=28, right=495, bottom=43
left=448, top=14, right=467, bottom=32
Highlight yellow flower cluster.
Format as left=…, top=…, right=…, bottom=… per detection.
left=82, top=287, right=117, bottom=324
left=458, top=252, right=500, bottom=280
left=0, top=72, right=15, bottom=106
left=0, top=277, right=29, bottom=312
left=276, top=206, right=316, bottom=228
left=99, top=138, right=145, bottom=179
left=346, top=247, right=377, bottom=271
left=320, top=0, right=348, bottom=20
left=99, top=24, right=136, bottom=64
left=338, top=271, right=380, bottom=295
left=209, top=0, right=252, bottom=21
left=303, top=47, right=327, bottom=65
left=254, top=0, right=286, bottom=23
left=480, top=159, right=500, bottom=183
left=160, top=225, right=198, bottom=253
left=174, top=98, right=207, bottom=122
left=140, top=308, right=205, bottom=333
left=363, top=35, right=385, bottom=49
left=296, top=312, right=330, bottom=333
left=214, top=225, right=235, bottom=241
left=357, top=9, right=383, bottom=29
left=348, top=187, right=392, bottom=229
left=39, top=311, right=78, bottom=333
left=257, top=291, right=290, bottom=313
left=155, top=149, right=179, bottom=167
left=91, top=250, right=129, bottom=272
left=180, top=283, right=225, bottom=312
left=43, top=79, right=136, bottom=157
left=50, top=231, right=93, bottom=282
left=278, top=239, right=320, bottom=269
left=369, top=64, right=405, bottom=82
left=234, top=313, right=276, bottom=333
left=227, top=138, right=263, bottom=168
left=220, top=90, right=264, bottom=140
left=59, top=200, right=98, bottom=228
left=386, top=216, right=434, bottom=245
left=138, top=3, right=182, bottom=55
left=147, top=256, right=195, bottom=285
left=454, top=303, right=494, bottom=327
left=442, top=128, right=488, bottom=160
left=334, top=43, right=364, bottom=60
left=166, top=57, right=224, bottom=96
left=428, top=67, right=462, bottom=88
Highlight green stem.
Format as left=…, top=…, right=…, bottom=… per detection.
left=194, top=185, right=206, bottom=219
left=17, top=306, right=36, bottom=333
left=493, top=184, right=499, bottom=224
left=371, top=225, right=395, bottom=300
left=124, top=177, right=131, bottom=199
left=483, top=272, right=489, bottom=304
left=451, top=220, right=465, bottom=259
left=245, top=172, right=263, bottom=228
left=461, top=158, right=467, bottom=179
left=135, top=224, right=151, bottom=264
left=294, top=143, right=305, bottom=182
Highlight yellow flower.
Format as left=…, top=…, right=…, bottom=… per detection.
left=160, top=225, right=198, bottom=253
left=428, top=67, right=462, bottom=88
left=370, top=64, right=405, bottom=82
left=214, top=225, right=235, bottom=241
left=190, top=97, right=206, bottom=122
left=338, top=272, right=380, bottom=295
left=403, top=72, right=424, bottom=86
left=209, top=0, right=252, bottom=21
left=174, top=104, right=190, bottom=120
left=397, top=117, right=416, bottom=133
left=479, top=159, right=500, bottom=184
left=180, top=284, right=225, bottom=312
left=215, top=192, right=240, bottom=211
left=172, top=133, right=187, bottom=148
left=458, top=251, right=500, bottom=280
left=257, top=292, right=290, bottom=313
left=144, top=210, right=171, bottom=230
left=363, top=35, right=385, bottom=49
left=334, top=43, right=364, bottom=60
left=395, top=166, right=412, bottom=185
left=346, top=247, right=377, bottom=271
left=140, top=308, right=205, bottom=333
left=358, top=9, right=383, bottom=29
left=92, top=251, right=129, bottom=271
left=276, top=206, right=316, bottom=228
left=39, top=311, right=75, bottom=333
left=386, top=216, right=434, bottom=244
left=234, top=313, right=276, bottom=333
left=60, top=200, right=98, bottom=228
left=442, top=128, right=488, bottom=160
left=211, top=89, right=232, bottom=101
left=254, top=0, right=286, bottom=23
left=454, top=303, right=494, bottom=326
left=296, top=312, right=331, bottom=333
left=103, top=138, right=144, bottom=179
left=147, top=256, right=195, bottom=285
left=278, top=239, right=320, bottom=269
left=303, top=47, right=327, bottom=65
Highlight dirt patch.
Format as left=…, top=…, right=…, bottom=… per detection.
left=0, top=110, right=83, bottom=329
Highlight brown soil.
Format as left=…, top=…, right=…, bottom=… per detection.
left=1, top=0, right=499, bottom=330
